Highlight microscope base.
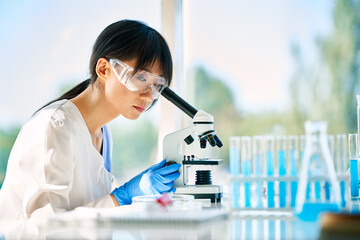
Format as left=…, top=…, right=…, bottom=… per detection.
left=175, top=185, right=223, bottom=204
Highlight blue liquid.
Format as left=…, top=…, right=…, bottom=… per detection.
left=233, top=182, right=240, bottom=208
left=340, top=181, right=346, bottom=208
left=242, top=161, right=251, bottom=207
left=230, top=147, right=240, bottom=208
left=230, top=147, right=240, bottom=175
left=351, top=202, right=360, bottom=213
left=324, top=182, right=330, bottom=200
left=350, top=159, right=359, bottom=197
left=269, top=220, right=275, bottom=239
left=278, top=150, right=286, bottom=207
left=266, top=151, right=275, bottom=208
left=306, top=183, right=311, bottom=200
left=245, top=220, right=252, bottom=239
left=280, top=221, right=286, bottom=239
left=291, top=182, right=298, bottom=208
left=296, top=202, right=340, bottom=222
left=289, top=149, right=298, bottom=207
left=315, top=182, right=321, bottom=199
left=255, top=154, right=263, bottom=207
left=313, top=155, right=322, bottom=200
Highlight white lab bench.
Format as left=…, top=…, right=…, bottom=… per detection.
left=43, top=211, right=322, bottom=240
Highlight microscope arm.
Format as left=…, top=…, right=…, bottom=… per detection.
left=163, top=125, right=196, bottom=162
left=161, top=87, right=223, bottom=162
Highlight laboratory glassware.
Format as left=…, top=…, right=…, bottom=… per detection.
left=277, top=136, right=287, bottom=207
left=324, top=135, right=335, bottom=200
left=265, top=136, right=275, bottom=208
left=336, top=134, right=347, bottom=207
left=357, top=95, right=360, bottom=145
left=288, top=135, right=299, bottom=207
left=230, top=137, right=241, bottom=208
left=349, top=134, right=359, bottom=198
left=300, top=135, right=311, bottom=200
left=296, top=121, right=341, bottom=221
left=253, top=136, right=264, bottom=208
left=241, top=136, right=252, bottom=207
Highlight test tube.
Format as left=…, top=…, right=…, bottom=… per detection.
left=300, top=135, right=311, bottom=200
left=253, top=136, right=264, bottom=208
left=349, top=134, right=359, bottom=198
left=230, top=137, right=241, bottom=208
left=277, top=136, right=287, bottom=208
left=324, top=135, right=335, bottom=200
left=336, top=134, right=347, bottom=207
left=357, top=95, right=360, bottom=144
left=265, top=136, right=275, bottom=208
left=241, top=136, right=252, bottom=207
left=288, top=135, right=299, bottom=208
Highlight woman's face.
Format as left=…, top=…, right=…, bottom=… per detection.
left=104, top=58, right=163, bottom=120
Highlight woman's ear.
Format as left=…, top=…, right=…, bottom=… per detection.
left=95, top=58, right=111, bottom=82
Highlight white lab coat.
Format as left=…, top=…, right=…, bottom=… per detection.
left=0, top=100, right=115, bottom=237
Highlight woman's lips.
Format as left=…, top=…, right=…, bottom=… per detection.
left=134, top=106, right=145, bottom=113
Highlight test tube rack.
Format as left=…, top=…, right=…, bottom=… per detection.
left=229, top=135, right=350, bottom=214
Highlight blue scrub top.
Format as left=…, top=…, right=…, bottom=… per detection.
left=102, top=125, right=112, bottom=173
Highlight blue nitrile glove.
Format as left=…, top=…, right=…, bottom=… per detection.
left=111, top=159, right=181, bottom=205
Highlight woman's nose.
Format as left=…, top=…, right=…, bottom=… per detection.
left=140, top=88, right=154, bottom=102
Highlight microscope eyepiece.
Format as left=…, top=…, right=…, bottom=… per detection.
left=200, top=137, right=207, bottom=148
left=214, top=135, right=223, bottom=148
left=207, top=134, right=216, bottom=147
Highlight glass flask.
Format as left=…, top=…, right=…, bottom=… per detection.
left=296, top=121, right=341, bottom=221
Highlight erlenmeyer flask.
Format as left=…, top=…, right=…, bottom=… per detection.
left=296, top=121, right=341, bottom=221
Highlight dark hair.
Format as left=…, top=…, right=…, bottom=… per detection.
left=36, top=19, right=172, bottom=113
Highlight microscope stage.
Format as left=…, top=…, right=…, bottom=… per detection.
left=175, top=185, right=222, bottom=194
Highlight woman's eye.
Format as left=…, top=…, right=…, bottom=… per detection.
left=136, top=75, right=147, bottom=82
left=155, top=84, right=163, bottom=91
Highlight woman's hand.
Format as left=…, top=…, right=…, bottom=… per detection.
left=111, top=159, right=181, bottom=205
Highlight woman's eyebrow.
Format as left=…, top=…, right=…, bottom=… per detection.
left=143, top=68, right=165, bottom=77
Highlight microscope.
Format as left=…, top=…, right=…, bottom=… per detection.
left=161, top=87, right=223, bottom=206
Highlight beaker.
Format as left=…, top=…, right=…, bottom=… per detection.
left=296, top=121, right=341, bottom=221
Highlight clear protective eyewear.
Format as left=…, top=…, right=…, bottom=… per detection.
left=109, top=59, right=167, bottom=99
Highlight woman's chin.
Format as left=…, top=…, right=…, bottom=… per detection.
left=122, top=112, right=141, bottom=120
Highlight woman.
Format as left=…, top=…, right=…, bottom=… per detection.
left=0, top=19, right=180, bottom=233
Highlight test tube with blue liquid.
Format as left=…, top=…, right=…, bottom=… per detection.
left=336, top=134, right=347, bottom=207
left=253, top=136, right=264, bottom=208
left=349, top=134, right=359, bottom=199
left=265, top=136, right=275, bottom=208
left=230, top=137, right=241, bottom=208
left=241, top=136, right=252, bottom=207
left=288, top=135, right=299, bottom=208
left=324, top=135, right=335, bottom=200
left=300, top=135, right=311, bottom=200
left=277, top=136, right=287, bottom=207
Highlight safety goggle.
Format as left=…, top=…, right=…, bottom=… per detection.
left=109, top=59, right=167, bottom=99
